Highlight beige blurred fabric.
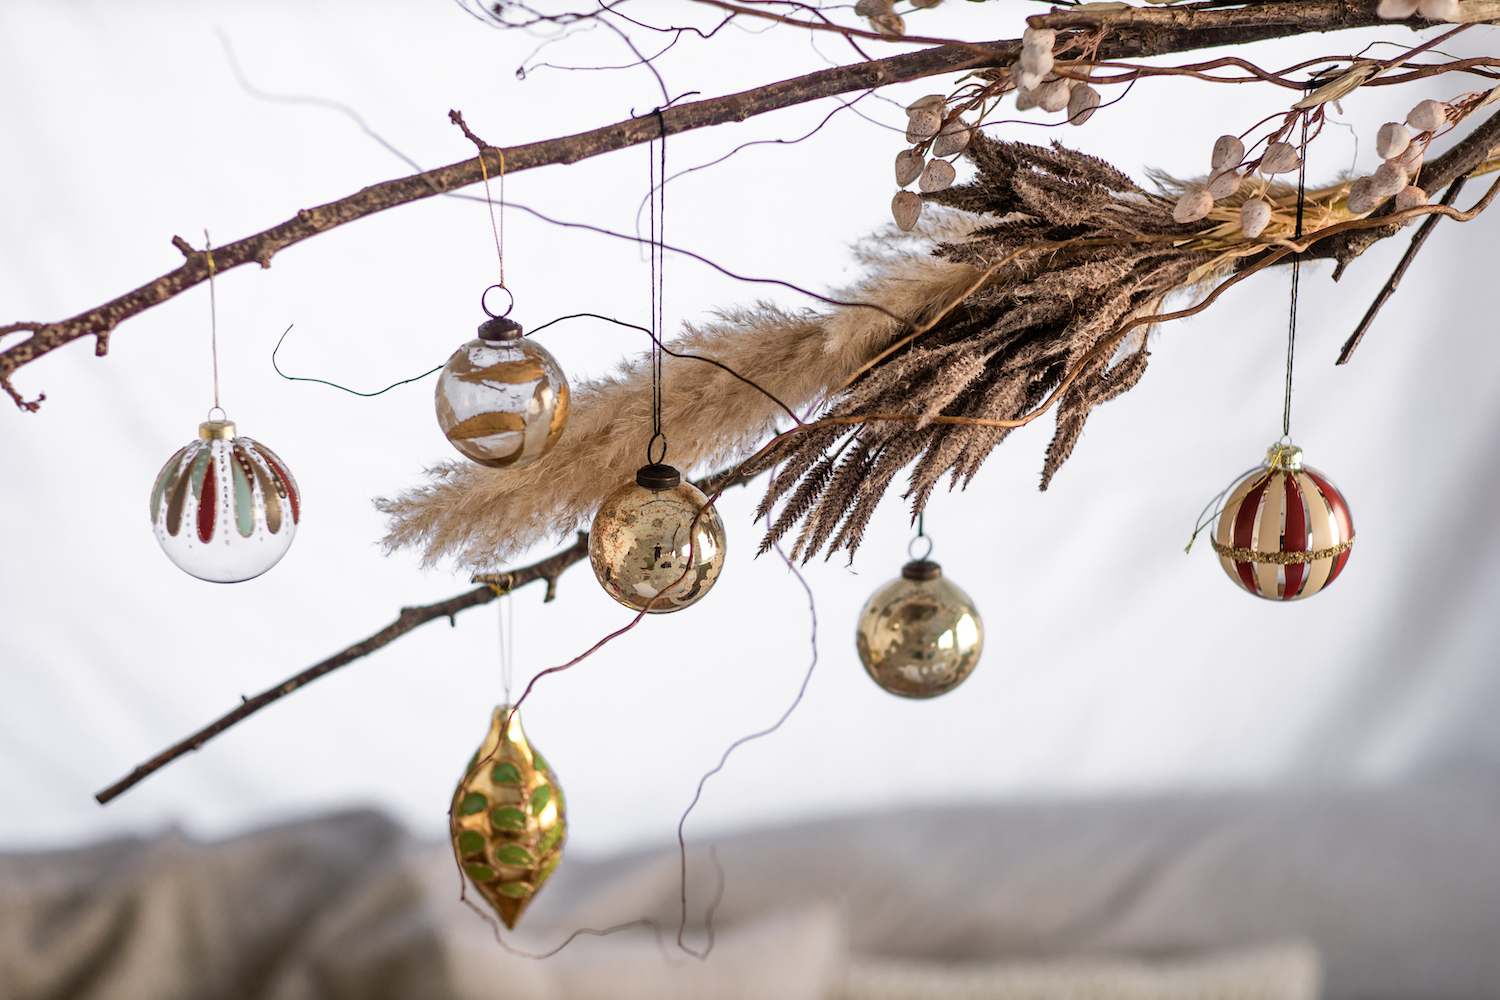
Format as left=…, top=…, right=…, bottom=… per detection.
left=6, top=780, right=1500, bottom=999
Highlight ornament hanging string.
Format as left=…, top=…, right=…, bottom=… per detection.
left=479, top=145, right=506, bottom=289
left=205, top=230, right=222, bottom=419
left=647, top=110, right=667, bottom=466
left=1282, top=106, right=1311, bottom=439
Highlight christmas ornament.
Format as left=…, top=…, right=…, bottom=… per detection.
left=856, top=558, right=983, bottom=698
left=450, top=705, right=566, bottom=930
left=435, top=313, right=570, bottom=468
left=149, top=416, right=300, bottom=583
left=1211, top=442, right=1354, bottom=600
left=589, top=464, right=726, bottom=613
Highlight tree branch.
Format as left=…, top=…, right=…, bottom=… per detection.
left=94, top=533, right=591, bottom=804
left=93, top=463, right=764, bottom=804
left=3, top=0, right=1418, bottom=409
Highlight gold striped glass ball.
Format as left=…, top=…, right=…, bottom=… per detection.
left=1212, top=443, right=1354, bottom=601
left=149, top=419, right=300, bottom=583
left=856, top=560, right=983, bottom=698
left=589, top=467, right=726, bottom=613
left=435, top=321, right=569, bottom=468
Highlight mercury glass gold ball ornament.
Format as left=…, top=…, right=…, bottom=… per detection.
left=435, top=315, right=570, bottom=468
left=149, top=416, right=300, bottom=583
left=589, top=463, right=726, bottom=613
left=856, top=560, right=983, bottom=698
left=451, top=706, right=566, bottom=930
left=1211, top=441, right=1354, bottom=601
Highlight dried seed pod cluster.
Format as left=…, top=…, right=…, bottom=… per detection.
left=1377, top=0, right=1460, bottom=20
left=1345, top=100, right=1448, bottom=217
left=1174, top=131, right=1308, bottom=227
left=857, top=0, right=943, bottom=35
left=1010, top=27, right=1100, bottom=127
left=891, top=93, right=973, bottom=231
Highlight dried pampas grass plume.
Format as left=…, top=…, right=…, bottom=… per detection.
left=381, top=135, right=1316, bottom=570
left=376, top=248, right=981, bottom=570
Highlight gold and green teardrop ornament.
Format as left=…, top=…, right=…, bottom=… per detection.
left=450, top=706, right=566, bottom=929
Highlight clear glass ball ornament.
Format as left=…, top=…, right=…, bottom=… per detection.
left=435, top=315, right=569, bottom=468
left=856, top=560, right=983, bottom=698
left=1211, top=441, right=1354, bottom=601
left=149, top=417, right=301, bottom=583
left=589, top=464, right=726, bottom=613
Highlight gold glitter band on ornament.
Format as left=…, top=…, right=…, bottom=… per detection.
left=1209, top=537, right=1355, bottom=564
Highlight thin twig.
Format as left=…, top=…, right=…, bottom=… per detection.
left=1337, top=175, right=1468, bottom=364
left=93, top=534, right=592, bottom=804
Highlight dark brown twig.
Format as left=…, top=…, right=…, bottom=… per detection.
left=94, top=533, right=592, bottom=804
left=2, top=0, right=1418, bottom=410
left=1337, top=175, right=1468, bottom=364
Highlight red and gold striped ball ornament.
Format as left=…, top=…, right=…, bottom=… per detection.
left=1211, top=442, right=1353, bottom=600
left=149, top=416, right=301, bottom=583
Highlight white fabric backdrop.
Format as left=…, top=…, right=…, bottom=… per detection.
left=2, top=1, right=1497, bottom=858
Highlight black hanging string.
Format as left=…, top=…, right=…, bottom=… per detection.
left=646, top=110, right=668, bottom=466
left=1283, top=108, right=1311, bottom=439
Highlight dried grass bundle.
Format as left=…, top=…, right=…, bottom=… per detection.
left=382, top=136, right=1312, bottom=570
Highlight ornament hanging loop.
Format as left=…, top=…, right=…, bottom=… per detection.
left=481, top=283, right=514, bottom=320
left=206, top=405, right=227, bottom=423
left=907, top=531, right=934, bottom=563
left=646, top=431, right=668, bottom=467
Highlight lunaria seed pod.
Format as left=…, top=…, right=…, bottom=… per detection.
left=1376, top=122, right=1411, bottom=160
left=1395, top=185, right=1428, bottom=225
left=1019, top=44, right=1054, bottom=79
left=1346, top=176, right=1378, bottom=215
left=1240, top=199, right=1272, bottom=238
left=1038, top=79, right=1073, bottom=113
left=1260, top=142, right=1301, bottom=175
left=1397, top=142, right=1424, bottom=170
left=1211, top=135, right=1245, bottom=172
left=895, top=149, right=925, bottom=186
left=905, top=110, right=942, bottom=143
left=892, top=191, right=923, bottom=231
left=1408, top=100, right=1447, bottom=132
left=1418, top=0, right=1460, bottom=20
left=1207, top=169, right=1240, bottom=201
left=910, top=0, right=943, bottom=7
left=1377, top=0, right=1420, bottom=17
left=1369, top=161, right=1408, bottom=198
left=918, top=158, right=956, bottom=193
left=1014, top=66, right=1046, bottom=92
left=869, top=12, right=905, bottom=36
left=931, top=120, right=972, bottom=158
left=907, top=94, right=946, bottom=115
left=854, top=0, right=892, bottom=14
left=1173, top=188, right=1213, bottom=224
left=1021, top=26, right=1056, bottom=48
left=1015, top=85, right=1041, bottom=111
left=1067, top=84, right=1101, bottom=125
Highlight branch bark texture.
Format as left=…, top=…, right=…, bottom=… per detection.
left=3, top=0, right=1413, bottom=407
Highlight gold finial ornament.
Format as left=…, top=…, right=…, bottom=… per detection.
left=450, top=706, right=567, bottom=929
left=856, top=560, right=983, bottom=698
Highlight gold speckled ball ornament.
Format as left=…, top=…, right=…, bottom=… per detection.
left=589, top=463, right=726, bottom=613
left=856, top=559, right=983, bottom=698
left=450, top=706, right=566, bottom=930
left=435, top=313, right=569, bottom=468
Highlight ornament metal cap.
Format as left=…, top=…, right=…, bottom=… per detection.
left=1266, top=441, right=1304, bottom=471
left=636, top=463, right=682, bottom=491
left=199, top=420, right=236, bottom=440
left=478, top=316, right=525, bottom=342
left=901, top=559, right=942, bottom=581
